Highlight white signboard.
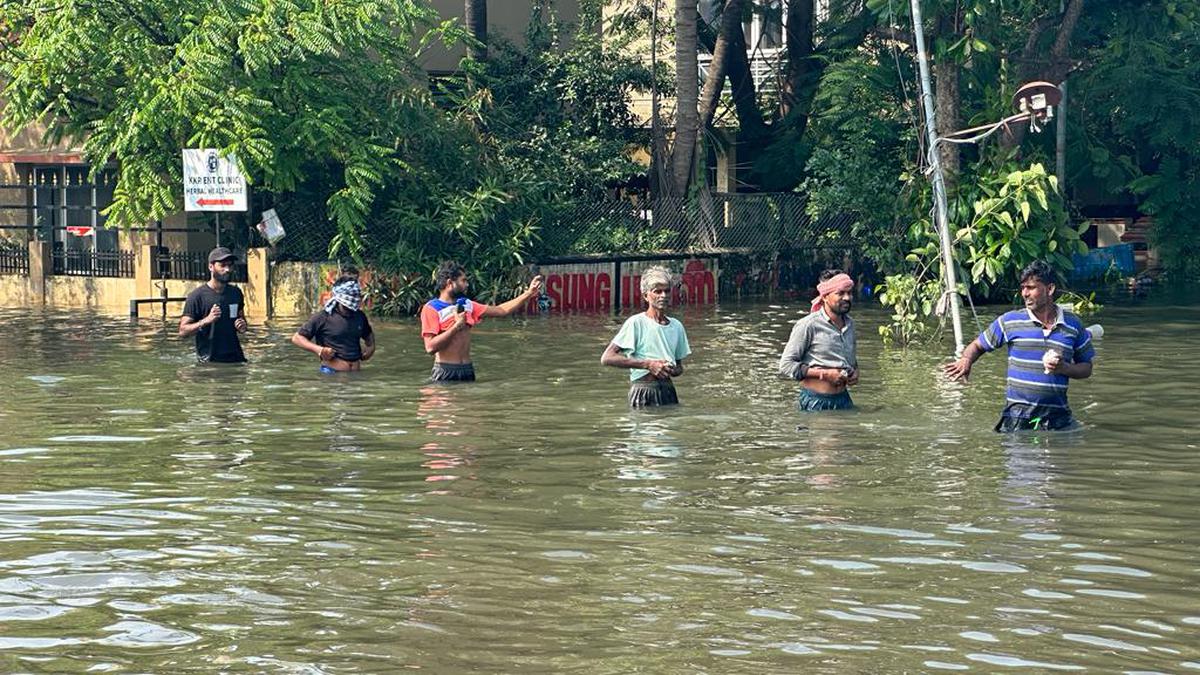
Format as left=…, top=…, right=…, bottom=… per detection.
left=183, top=149, right=248, bottom=212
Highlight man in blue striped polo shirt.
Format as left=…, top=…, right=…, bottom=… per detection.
left=943, top=260, right=1095, bottom=431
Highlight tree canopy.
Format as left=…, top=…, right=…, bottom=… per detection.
left=0, top=0, right=466, bottom=245
left=3, top=0, right=1198, bottom=311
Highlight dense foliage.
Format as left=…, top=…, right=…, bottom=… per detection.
left=3, top=0, right=1197, bottom=321
left=0, top=0, right=650, bottom=312
left=1070, top=2, right=1200, bottom=275
left=0, top=0, right=459, bottom=242
left=793, top=0, right=1198, bottom=343
left=369, top=4, right=652, bottom=312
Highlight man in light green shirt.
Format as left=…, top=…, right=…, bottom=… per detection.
left=601, top=266, right=692, bottom=407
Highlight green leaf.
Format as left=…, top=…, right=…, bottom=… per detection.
left=971, top=259, right=986, bottom=281
left=1032, top=187, right=1048, bottom=211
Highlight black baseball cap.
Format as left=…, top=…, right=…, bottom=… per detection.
left=208, top=247, right=237, bottom=263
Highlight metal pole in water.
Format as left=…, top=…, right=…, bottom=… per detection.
left=612, top=259, right=622, bottom=313
left=909, top=0, right=965, bottom=355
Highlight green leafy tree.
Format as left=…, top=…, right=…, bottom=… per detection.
left=800, top=52, right=918, bottom=272
left=0, top=0, right=461, bottom=247
left=953, top=163, right=1086, bottom=297
left=368, top=2, right=653, bottom=312
left=880, top=160, right=1086, bottom=346
left=1, top=0, right=652, bottom=315
left=1070, top=0, right=1200, bottom=274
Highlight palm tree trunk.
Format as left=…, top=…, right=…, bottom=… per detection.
left=698, top=0, right=747, bottom=130
left=670, top=0, right=700, bottom=197
left=465, top=0, right=487, bottom=61
left=934, top=8, right=961, bottom=189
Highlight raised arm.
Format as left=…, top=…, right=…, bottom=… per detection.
left=483, top=276, right=543, bottom=317
left=291, top=332, right=332, bottom=360
left=602, top=342, right=649, bottom=369
left=1054, top=360, right=1092, bottom=379
left=1051, top=324, right=1095, bottom=380
left=423, top=311, right=468, bottom=355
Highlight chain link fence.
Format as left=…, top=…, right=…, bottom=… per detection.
left=269, top=197, right=338, bottom=263
left=269, top=191, right=859, bottom=263
left=536, top=193, right=856, bottom=259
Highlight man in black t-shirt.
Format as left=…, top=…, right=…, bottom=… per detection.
left=291, top=276, right=375, bottom=372
left=179, top=247, right=248, bottom=363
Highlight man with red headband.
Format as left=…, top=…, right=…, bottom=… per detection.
left=778, top=269, right=859, bottom=411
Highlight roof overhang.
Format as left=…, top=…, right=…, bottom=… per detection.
left=0, top=151, right=87, bottom=164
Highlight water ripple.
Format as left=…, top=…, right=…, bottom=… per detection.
left=0, top=302, right=1198, bottom=671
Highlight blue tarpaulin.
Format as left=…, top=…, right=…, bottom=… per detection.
left=1070, top=243, right=1135, bottom=281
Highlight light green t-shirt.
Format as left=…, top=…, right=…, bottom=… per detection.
left=611, top=313, right=692, bottom=381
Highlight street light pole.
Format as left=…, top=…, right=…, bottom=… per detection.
left=909, top=0, right=965, bottom=355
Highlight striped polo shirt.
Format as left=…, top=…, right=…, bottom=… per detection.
left=977, top=305, right=1095, bottom=415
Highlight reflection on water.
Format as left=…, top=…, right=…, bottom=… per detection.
left=1, top=298, right=1199, bottom=672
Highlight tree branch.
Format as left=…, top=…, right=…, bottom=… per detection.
left=872, top=26, right=914, bottom=47
left=726, top=12, right=766, bottom=136
left=1049, top=0, right=1085, bottom=80
left=698, top=0, right=745, bottom=130
left=781, top=0, right=815, bottom=116
left=1052, top=0, right=1085, bottom=58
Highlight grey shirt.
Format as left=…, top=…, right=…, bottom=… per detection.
left=778, top=308, right=857, bottom=380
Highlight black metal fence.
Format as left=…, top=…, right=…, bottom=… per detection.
left=51, top=248, right=135, bottom=278
left=0, top=241, right=28, bottom=275
left=0, top=244, right=250, bottom=281
left=2, top=172, right=239, bottom=281
left=151, top=249, right=248, bottom=283
left=0, top=170, right=116, bottom=239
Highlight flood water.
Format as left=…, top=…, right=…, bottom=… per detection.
left=2, top=292, right=1198, bottom=672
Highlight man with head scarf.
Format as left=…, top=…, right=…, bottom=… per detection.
left=601, top=266, right=692, bottom=407
left=778, top=269, right=859, bottom=411
left=291, top=274, right=376, bottom=373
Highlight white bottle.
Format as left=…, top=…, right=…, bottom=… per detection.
left=1042, top=348, right=1062, bottom=374
left=1086, top=324, right=1104, bottom=339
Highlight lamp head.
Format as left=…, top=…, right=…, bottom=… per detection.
left=1013, top=81, right=1063, bottom=132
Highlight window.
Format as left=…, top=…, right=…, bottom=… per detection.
left=746, top=0, right=785, bottom=51
left=27, top=165, right=117, bottom=251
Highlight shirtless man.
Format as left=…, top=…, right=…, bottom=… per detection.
left=420, top=261, right=543, bottom=382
